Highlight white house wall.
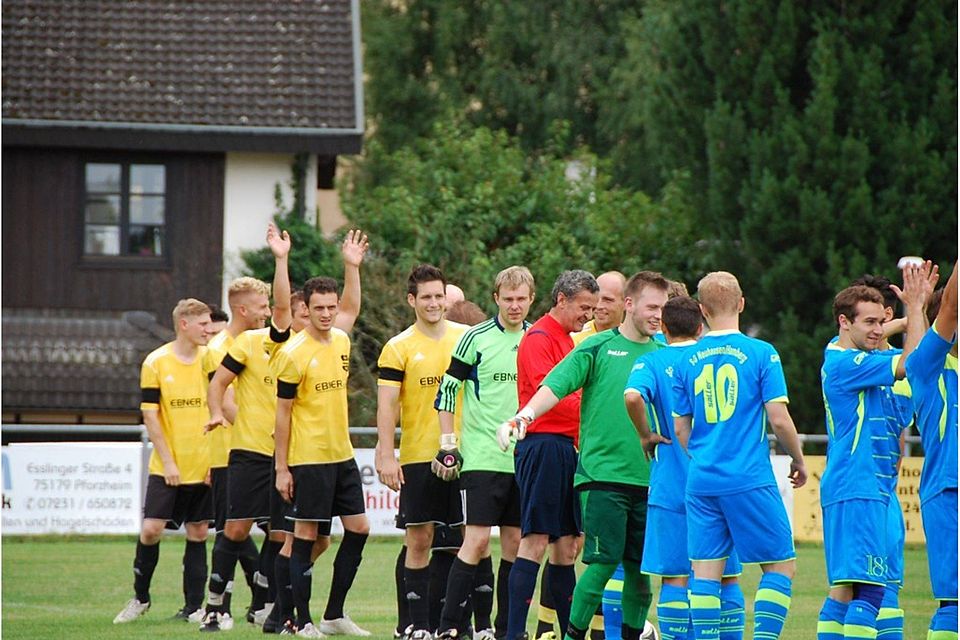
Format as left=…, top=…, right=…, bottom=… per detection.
left=221, top=152, right=317, bottom=309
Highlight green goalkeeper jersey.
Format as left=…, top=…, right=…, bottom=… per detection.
left=544, top=328, right=662, bottom=488
left=434, top=316, right=530, bottom=473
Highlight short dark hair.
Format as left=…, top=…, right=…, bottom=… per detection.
left=407, top=264, right=446, bottom=297
left=624, top=270, right=670, bottom=299
left=550, top=270, right=598, bottom=306
left=927, top=288, right=944, bottom=325
left=833, top=285, right=884, bottom=323
left=207, top=303, right=229, bottom=323
left=662, top=296, right=702, bottom=338
left=850, top=274, right=897, bottom=310
left=303, top=276, right=339, bottom=301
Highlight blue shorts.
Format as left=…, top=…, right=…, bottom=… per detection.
left=641, top=504, right=742, bottom=577
left=921, top=489, right=958, bottom=600
left=822, top=498, right=888, bottom=586
left=514, top=433, right=581, bottom=540
left=686, top=486, right=794, bottom=565
left=885, top=493, right=905, bottom=586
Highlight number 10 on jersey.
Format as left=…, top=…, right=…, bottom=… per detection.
left=694, top=363, right=739, bottom=423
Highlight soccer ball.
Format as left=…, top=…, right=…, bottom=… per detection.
left=640, top=620, right=660, bottom=640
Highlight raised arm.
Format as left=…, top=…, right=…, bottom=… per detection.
left=375, top=385, right=404, bottom=491
left=934, top=261, right=958, bottom=341
left=267, top=222, right=293, bottom=330
left=892, top=260, right=937, bottom=379
left=335, top=229, right=368, bottom=333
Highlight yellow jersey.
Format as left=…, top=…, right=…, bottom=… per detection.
left=141, top=342, right=211, bottom=484
left=572, top=319, right=599, bottom=346
left=203, top=330, right=234, bottom=468
left=272, top=328, right=353, bottom=466
left=222, top=325, right=291, bottom=456
left=377, top=320, right=467, bottom=464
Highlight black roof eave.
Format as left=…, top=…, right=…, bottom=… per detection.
left=2, top=120, right=363, bottom=155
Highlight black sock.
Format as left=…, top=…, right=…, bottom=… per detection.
left=247, top=536, right=270, bottom=611
left=548, top=563, right=575, bottom=636
left=473, top=556, right=494, bottom=631
left=133, top=540, right=160, bottom=603
left=396, top=546, right=410, bottom=634
left=263, top=539, right=283, bottom=604
left=405, top=565, right=431, bottom=631
left=536, top=562, right=556, bottom=636
left=621, top=623, right=642, bottom=640
left=290, top=538, right=315, bottom=627
left=494, top=559, right=513, bottom=637
left=236, top=534, right=262, bottom=611
left=324, top=530, right=368, bottom=620
left=566, top=623, right=588, bottom=640
left=206, top=534, right=244, bottom=613
left=439, top=557, right=478, bottom=633
left=430, top=551, right=456, bottom=631
left=275, top=551, right=294, bottom=624
left=183, top=540, right=208, bottom=611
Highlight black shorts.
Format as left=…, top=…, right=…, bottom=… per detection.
left=396, top=462, right=464, bottom=528
left=211, top=466, right=229, bottom=532
left=432, top=523, right=464, bottom=550
left=227, top=450, right=272, bottom=524
left=460, top=470, right=521, bottom=528
left=289, top=459, right=366, bottom=522
left=514, top=433, right=581, bottom=540
left=143, top=475, right=213, bottom=530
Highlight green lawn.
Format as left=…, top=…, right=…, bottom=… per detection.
left=1, top=536, right=937, bottom=639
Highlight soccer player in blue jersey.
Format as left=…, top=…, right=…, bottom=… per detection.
left=671, top=271, right=806, bottom=640
left=905, top=261, right=958, bottom=640
left=817, top=262, right=931, bottom=640
left=625, top=295, right=744, bottom=640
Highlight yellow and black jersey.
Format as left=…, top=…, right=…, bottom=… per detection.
left=221, top=324, right=291, bottom=456
left=377, top=320, right=467, bottom=464
left=141, top=342, right=210, bottom=483
left=272, top=328, right=353, bottom=466
left=572, top=319, right=599, bottom=346
left=202, top=330, right=235, bottom=468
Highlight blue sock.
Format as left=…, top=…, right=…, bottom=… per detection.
left=689, top=578, right=721, bottom=640
left=843, top=599, right=878, bottom=639
left=929, top=604, right=958, bottom=639
left=507, top=558, right=540, bottom=640
left=719, top=582, right=744, bottom=640
left=548, top=563, right=576, bottom=636
left=602, top=564, right=624, bottom=640
left=817, top=598, right=848, bottom=640
left=876, top=585, right=903, bottom=640
left=753, top=572, right=792, bottom=640
left=656, top=584, right=689, bottom=640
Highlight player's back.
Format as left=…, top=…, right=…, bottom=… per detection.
left=672, top=331, right=787, bottom=496
left=625, top=340, right=696, bottom=511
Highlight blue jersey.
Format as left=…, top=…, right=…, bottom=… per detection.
left=820, top=342, right=900, bottom=506
left=905, top=326, right=959, bottom=504
left=624, top=340, right=696, bottom=511
left=876, top=374, right=913, bottom=496
left=671, top=331, right=789, bottom=496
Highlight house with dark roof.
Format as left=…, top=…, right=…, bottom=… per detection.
left=1, top=0, right=363, bottom=423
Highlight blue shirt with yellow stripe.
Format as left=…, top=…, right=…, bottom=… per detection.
left=820, top=342, right=900, bottom=507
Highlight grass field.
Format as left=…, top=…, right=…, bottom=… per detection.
left=2, top=536, right=937, bottom=639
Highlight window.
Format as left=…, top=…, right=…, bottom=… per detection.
left=84, top=162, right=166, bottom=257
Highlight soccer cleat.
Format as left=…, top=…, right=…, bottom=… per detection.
left=434, top=630, right=458, bottom=640
left=113, top=598, right=150, bottom=623
left=639, top=620, right=660, bottom=640
left=473, top=629, right=496, bottom=640
left=408, top=630, right=433, bottom=640
left=319, top=616, right=371, bottom=636
left=173, top=606, right=206, bottom=623
left=278, top=620, right=297, bottom=635
left=297, top=622, right=327, bottom=637
left=534, top=633, right=556, bottom=640
left=200, top=610, right=234, bottom=632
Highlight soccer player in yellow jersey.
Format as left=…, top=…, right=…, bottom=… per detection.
left=114, top=299, right=214, bottom=625
left=273, top=274, right=371, bottom=639
left=375, top=264, right=469, bottom=640
left=196, top=223, right=292, bottom=631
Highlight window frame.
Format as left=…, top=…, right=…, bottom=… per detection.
left=78, top=154, right=171, bottom=269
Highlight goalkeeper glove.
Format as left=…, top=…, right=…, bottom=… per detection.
left=496, top=407, right=534, bottom=452
left=431, top=433, right=463, bottom=481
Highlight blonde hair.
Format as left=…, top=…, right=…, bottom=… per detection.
left=172, top=298, right=211, bottom=326
left=667, top=280, right=689, bottom=299
left=228, top=277, right=271, bottom=305
left=697, top=271, right=743, bottom=317
left=494, top=265, right=535, bottom=296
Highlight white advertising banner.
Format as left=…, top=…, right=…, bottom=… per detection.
left=771, top=454, right=796, bottom=534
left=2, top=443, right=142, bottom=535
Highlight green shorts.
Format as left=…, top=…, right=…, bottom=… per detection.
left=578, top=485, right=648, bottom=565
